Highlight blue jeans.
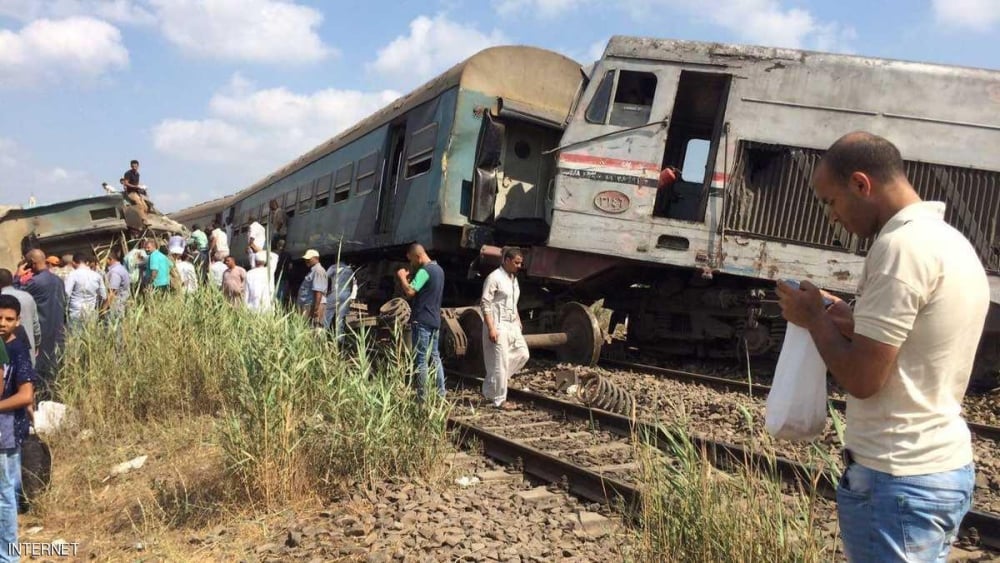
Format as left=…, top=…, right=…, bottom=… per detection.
left=837, top=458, right=974, bottom=562
left=0, top=448, right=20, bottom=562
left=323, top=295, right=351, bottom=342
left=411, top=323, right=445, bottom=399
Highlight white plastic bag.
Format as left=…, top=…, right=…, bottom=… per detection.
left=764, top=323, right=828, bottom=441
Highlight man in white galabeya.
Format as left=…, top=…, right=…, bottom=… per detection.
left=480, top=247, right=529, bottom=410
left=777, top=131, right=990, bottom=562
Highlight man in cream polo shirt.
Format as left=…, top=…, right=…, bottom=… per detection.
left=777, top=131, right=990, bottom=562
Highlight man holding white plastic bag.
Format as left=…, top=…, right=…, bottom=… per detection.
left=776, top=131, right=989, bottom=563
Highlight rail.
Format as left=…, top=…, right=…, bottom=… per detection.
left=446, top=369, right=1000, bottom=550
left=599, top=358, right=1000, bottom=442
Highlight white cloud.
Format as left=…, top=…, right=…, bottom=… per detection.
left=152, top=74, right=401, bottom=165
left=152, top=119, right=259, bottom=163
left=369, top=14, right=507, bottom=87
left=932, top=0, right=1000, bottom=31
left=494, top=0, right=588, bottom=18
left=0, top=137, right=93, bottom=206
left=150, top=0, right=333, bottom=64
left=0, top=0, right=155, bottom=24
left=0, top=16, right=129, bottom=88
left=645, top=0, right=854, bottom=50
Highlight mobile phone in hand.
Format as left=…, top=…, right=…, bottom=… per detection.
left=781, top=279, right=834, bottom=308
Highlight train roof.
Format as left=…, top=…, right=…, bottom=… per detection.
left=228, top=45, right=582, bottom=203
left=603, top=35, right=1000, bottom=76
left=169, top=193, right=237, bottom=224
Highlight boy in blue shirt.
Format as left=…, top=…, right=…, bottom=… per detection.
left=0, top=294, right=36, bottom=558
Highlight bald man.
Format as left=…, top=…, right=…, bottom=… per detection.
left=14, top=249, right=66, bottom=398
left=778, top=131, right=989, bottom=562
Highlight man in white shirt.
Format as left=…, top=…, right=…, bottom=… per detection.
left=173, top=250, right=198, bottom=294
left=65, top=252, right=107, bottom=329
left=210, top=222, right=230, bottom=260
left=247, top=221, right=267, bottom=268
left=244, top=251, right=274, bottom=313
left=209, top=252, right=228, bottom=289
left=480, top=247, right=529, bottom=409
left=777, top=131, right=990, bottom=562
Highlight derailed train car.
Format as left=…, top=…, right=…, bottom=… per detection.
left=175, top=37, right=1000, bottom=384
left=541, top=36, right=1000, bottom=382
left=172, top=45, right=583, bottom=303
left=0, top=194, right=186, bottom=269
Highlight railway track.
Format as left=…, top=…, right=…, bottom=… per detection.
left=599, top=357, right=1000, bottom=442
left=445, top=369, right=1000, bottom=553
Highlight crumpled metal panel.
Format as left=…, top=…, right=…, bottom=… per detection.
left=724, top=141, right=999, bottom=273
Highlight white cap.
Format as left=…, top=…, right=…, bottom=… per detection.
left=302, top=249, right=319, bottom=260
left=168, top=245, right=184, bottom=255
left=254, top=250, right=269, bottom=264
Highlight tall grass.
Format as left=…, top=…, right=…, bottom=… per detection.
left=632, top=421, right=833, bottom=562
left=59, top=288, right=450, bottom=507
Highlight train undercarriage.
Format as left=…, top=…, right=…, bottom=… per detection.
left=333, top=241, right=1000, bottom=392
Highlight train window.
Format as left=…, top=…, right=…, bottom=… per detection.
left=681, top=139, right=710, bottom=183
left=609, top=71, right=656, bottom=127
left=89, top=207, right=118, bottom=221
left=405, top=123, right=437, bottom=179
left=314, top=174, right=332, bottom=209
left=585, top=70, right=614, bottom=124
left=334, top=162, right=353, bottom=203
left=298, top=182, right=314, bottom=215
left=355, top=151, right=378, bottom=194
left=315, top=174, right=332, bottom=196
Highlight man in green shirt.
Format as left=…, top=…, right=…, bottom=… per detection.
left=188, top=224, right=209, bottom=278
left=143, top=239, right=172, bottom=292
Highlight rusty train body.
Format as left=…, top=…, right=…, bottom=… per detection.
left=171, top=36, right=1000, bottom=383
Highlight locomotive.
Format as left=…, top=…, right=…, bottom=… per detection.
left=170, top=37, right=1000, bottom=385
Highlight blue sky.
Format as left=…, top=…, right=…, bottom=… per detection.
left=1, top=0, right=998, bottom=213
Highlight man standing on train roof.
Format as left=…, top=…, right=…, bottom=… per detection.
left=396, top=243, right=446, bottom=400
left=122, top=159, right=149, bottom=223
left=480, top=247, right=529, bottom=410
left=776, top=131, right=990, bottom=563
left=298, top=250, right=328, bottom=326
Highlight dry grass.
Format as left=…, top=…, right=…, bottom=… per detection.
left=26, top=287, right=451, bottom=559
left=25, top=416, right=295, bottom=561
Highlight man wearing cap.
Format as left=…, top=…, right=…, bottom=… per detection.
left=298, top=250, right=327, bottom=325
left=396, top=243, right=446, bottom=400
left=245, top=250, right=274, bottom=313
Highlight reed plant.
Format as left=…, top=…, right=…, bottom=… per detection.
left=631, top=419, right=834, bottom=563
left=58, top=287, right=450, bottom=508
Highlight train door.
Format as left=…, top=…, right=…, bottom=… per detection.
left=496, top=121, right=562, bottom=222
left=470, top=111, right=565, bottom=240
left=376, top=122, right=407, bottom=234
left=653, top=71, right=732, bottom=222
